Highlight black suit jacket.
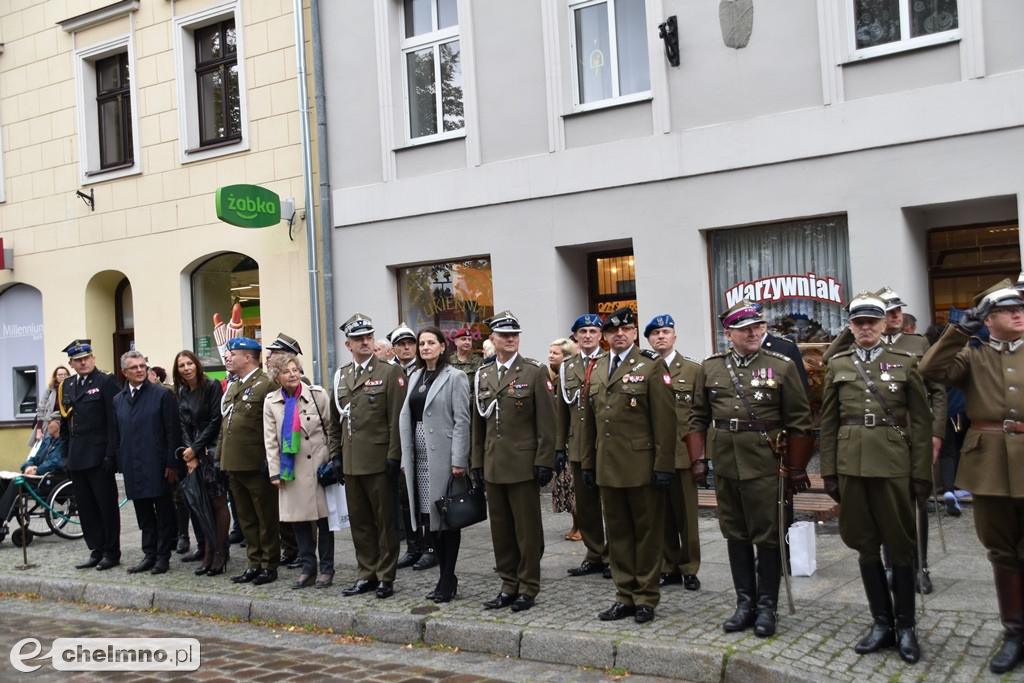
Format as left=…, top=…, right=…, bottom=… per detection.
left=762, top=333, right=808, bottom=395
left=59, top=369, right=120, bottom=471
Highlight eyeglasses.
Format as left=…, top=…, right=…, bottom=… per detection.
left=124, top=364, right=147, bottom=372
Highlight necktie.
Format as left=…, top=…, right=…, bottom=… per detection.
left=609, top=355, right=621, bottom=378
left=355, top=365, right=363, bottom=380
left=498, top=365, right=506, bottom=382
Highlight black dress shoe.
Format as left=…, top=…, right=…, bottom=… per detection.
left=396, top=551, right=421, bottom=570
left=75, top=556, right=101, bottom=569
left=659, top=572, right=683, bottom=586
left=279, top=553, right=297, bottom=566
left=253, top=569, right=278, bottom=585
left=206, top=566, right=225, bottom=577
left=598, top=602, right=636, bottom=621
left=150, top=562, right=170, bottom=575
left=228, top=529, right=244, bottom=544
left=231, top=567, right=260, bottom=584
left=567, top=560, right=604, bottom=577
left=175, top=537, right=189, bottom=554
left=602, top=565, right=612, bottom=579
left=483, top=592, right=516, bottom=609
left=511, top=594, right=535, bottom=612
left=291, top=574, right=314, bottom=590
left=127, top=559, right=156, bottom=574
left=683, top=574, right=701, bottom=591
left=375, top=581, right=394, bottom=599
left=413, top=552, right=437, bottom=571
left=342, top=579, right=375, bottom=596
left=195, top=565, right=211, bottom=576
left=181, top=547, right=204, bottom=563
left=96, top=557, right=120, bottom=571
left=634, top=606, right=655, bottom=623
left=314, top=574, right=333, bottom=589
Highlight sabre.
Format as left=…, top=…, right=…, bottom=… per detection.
left=770, top=429, right=795, bottom=616
left=916, top=499, right=926, bottom=614
left=931, top=461, right=946, bottom=554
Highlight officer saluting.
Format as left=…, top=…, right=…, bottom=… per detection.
left=691, top=300, right=813, bottom=638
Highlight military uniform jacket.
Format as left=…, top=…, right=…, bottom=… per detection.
left=762, top=333, right=809, bottom=394
left=328, top=358, right=406, bottom=476
left=691, top=349, right=812, bottom=480
left=920, top=326, right=1024, bottom=497
left=665, top=352, right=702, bottom=470
left=819, top=347, right=932, bottom=481
left=581, top=346, right=676, bottom=487
left=58, top=369, right=120, bottom=471
left=556, top=350, right=607, bottom=463
left=217, top=368, right=276, bottom=472
left=471, top=354, right=557, bottom=483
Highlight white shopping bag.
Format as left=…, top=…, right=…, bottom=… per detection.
left=787, top=521, right=816, bottom=576
left=324, top=482, right=350, bottom=531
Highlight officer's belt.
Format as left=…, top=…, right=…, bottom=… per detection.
left=972, top=420, right=1024, bottom=434
left=712, top=419, right=781, bottom=432
left=840, top=414, right=906, bottom=427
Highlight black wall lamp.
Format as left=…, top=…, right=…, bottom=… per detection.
left=658, top=16, right=680, bottom=67
left=76, top=188, right=95, bottom=211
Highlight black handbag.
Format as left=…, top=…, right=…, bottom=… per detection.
left=316, top=461, right=338, bottom=487
left=434, top=475, right=487, bottom=530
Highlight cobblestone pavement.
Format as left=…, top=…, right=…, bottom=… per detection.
left=0, top=481, right=1016, bottom=682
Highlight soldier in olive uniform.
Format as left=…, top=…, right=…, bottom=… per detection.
left=449, top=327, right=482, bottom=378
left=645, top=314, right=706, bottom=591
left=218, top=337, right=281, bottom=586
left=328, top=314, right=407, bottom=599
left=472, top=310, right=556, bottom=612
left=691, top=301, right=814, bottom=638
left=581, top=307, right=676, bottom=624
left=558, top=313, right=610, bottom=578
left=820, top=292, right=932, bottom=664
left=920, top=281, right=1024, bottom=674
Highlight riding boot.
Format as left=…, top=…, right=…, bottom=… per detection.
left=723, top=542, right=757, bottom=632
left=854, top=561, right=895, bottom=654
left=892, top=563, right=921, bottom=663
left=753, top=545, right=781, bottom=637
left=882, top=545, right=893, bottom=590
left=990, top=565, right=1024, bottom=674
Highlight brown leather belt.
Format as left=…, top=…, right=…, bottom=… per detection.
left=972, top=420, right=1024, bottom=434
left=713, top=419, right=782, bottom=432
left=840, top=414, right=906, bottom=427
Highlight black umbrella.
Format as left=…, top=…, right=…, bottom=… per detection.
left=178, top=467, right=217, bottom=550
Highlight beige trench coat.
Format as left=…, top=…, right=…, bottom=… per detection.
left=263, top=384, right=331, bottom=522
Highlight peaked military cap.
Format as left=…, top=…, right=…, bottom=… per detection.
left=975, top=279, right=1024, bottom=312
left=848, top=291, right=887, bottom=320
left=1015, top=272, right=1024, bottom=293
left=644, top=314, right=675, bottom=338
left=62, top=339, right=93, bottom=359
left=719, top=300, right=764, bottom=329
left=388, top=323, right=416, bottom=345
left=602, top=307, right=636, bottom=330
left=571, top=313, right=603, bottom=333
left=875, top=286, right=907, bottom=312
left=486, top=310, right=522, bottom=333
left=341, top=313, right=375, bottom=338
left=266, top=332, right=302, bottom=355
left=226, top=336, right=261, bottom=351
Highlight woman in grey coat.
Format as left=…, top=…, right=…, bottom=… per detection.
left=400, top=326, right=472, bottom=602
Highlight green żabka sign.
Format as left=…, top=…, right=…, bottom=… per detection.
left=215, top=184, right=280, bottom=228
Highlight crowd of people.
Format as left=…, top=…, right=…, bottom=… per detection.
left=25, top=273, right=1024, bottom=675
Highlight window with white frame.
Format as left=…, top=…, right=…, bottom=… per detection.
left=173, top=3, right=249, bottom=162
left=570, top=0, right=650, bottom=110
left=401, top=0, right=464, bottom=142
left=849, top=0, right=959, bottom=59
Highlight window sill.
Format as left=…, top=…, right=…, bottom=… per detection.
left=181, top=137, right=248, bottom=164
left=81, top=163, right=141, bottom=185
left=565, top=93, right=652, bottom=117
left=843, top=31, right=960, bottom=65
left=393, top=130, right=466, bottom=152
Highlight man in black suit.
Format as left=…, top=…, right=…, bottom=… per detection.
left=58, top=339, right=122, bottom=570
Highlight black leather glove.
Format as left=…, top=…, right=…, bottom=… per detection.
left=581, top=468, right=597, bottom=490
left=102, top=456, right=117, bottom=475
left=822, top=475, right=841, bottom=503
left=331, top=456, right=344, bottom=487
left=690, top=459, right=709, bottom=487
left=386, top=459, right=400, bottom=480
left=958, top=306, right=987, bottom=335
left=534, top=466, right=553, bottom=487
left=555, top=450, right=567, bottom=468
left=471, top=468, right=484, bottom=487
left=652, top=471, right=672, bottom=490
left=910, top=478, right=931, bottom=503
left=789, top=468, right=811, bottom=494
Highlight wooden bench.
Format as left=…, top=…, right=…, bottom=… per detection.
left=696, top=474, right=841, bottom=523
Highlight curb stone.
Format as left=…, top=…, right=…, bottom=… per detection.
left=353, top=610, right=423, bottom=644
left=520, top=628, right=616, bottom=669
left=616, top=638, right=725, bottom=682
left=724, top=651, right=840, bottom=683
left=423, top=618, right=521, bottom=657
left=153, top=590, right=251, bottom=622
left=82, top=583, right=153, bottom=610
left=250, top=600, right=355, bottom=634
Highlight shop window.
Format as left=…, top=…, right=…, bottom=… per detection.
left=570, top=0, right=650, bottom=110
left=401, top=0, right=464, bottom=142
left=849, top=0, right=959, bottom=60
left=397, top=258, right=492, bottom=345
left=191, top=253, right=260, bottom=368
left=589, top=250, right=636, bottom=316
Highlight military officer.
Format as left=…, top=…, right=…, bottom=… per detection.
left=389, top=322, right=419, bottom=377
left=472, top=310, right=556, bottom=612
left=691, top=300, right=813, bottom=638
left=558, top=313, right=610, bottom=579
left=218, top=337, right=280, bottom=585
left=581, top=307, right=676, bottom=624
left=449, top=327, right=482, bottom=378
left=919, top=281, right=1024, bottom=674
left=329, top=314, right=407, bottom=599
left=58, top=339, right=122, bottom=571
left=644, top=314, right=705, bottom=591
left=820, top=292, right=932, bottom=664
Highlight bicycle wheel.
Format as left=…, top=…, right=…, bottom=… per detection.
left=47, top=479, right=83, bottom=540
left=14, top=485, right=53, bottom=537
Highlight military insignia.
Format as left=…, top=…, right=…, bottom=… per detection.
left=242, top=394, right=250, bottom=401
left=365, top=379, right=383, bottom=387
left=513, top=382, right=530, bottom=389
left=880, top=372, right=891, bottom=381
left=625, top=375, right=646, bottom=383
left=889, top=383, right=899, bottom=393
left=86, top=388, right=100, bottom=395
left=397, top=377, right=405, bottom=387
left=515, top=401, right=523, bottom=408
left=630, top=397, right=637, bottom=407
left=545, top=380, right=553, bottom=392
left=662, top=374, right=671, bottom=385
left=754, top=391, right=764, bottom=401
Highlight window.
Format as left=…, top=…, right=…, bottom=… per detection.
left=570, top=0, right=650, bottom=109
left=191, top=253, right=261, bottom=370
left=96, top=53, right=133, bottom=170
left=849, top=0, right=959, bottom=59
left=397, top=258, right=492, bottom=343
left=401, top=0, right=464, bottom=142
left=173, top=3, right=249, bottom=162
left=588, top=250, right=637, bottom=315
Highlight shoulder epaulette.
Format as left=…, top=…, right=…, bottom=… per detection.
left=682, top=355, right=701, bottom=365
left=761, top=349, right=791, bottom=362
left=706, top=351, right=729, bottom=360
left=888, top=348, right=917, bottom=359
left=640, top=349, right=660, bottom=360
left=521, top=357, right=545, bottom=368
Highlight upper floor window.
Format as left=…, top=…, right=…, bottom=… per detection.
left=850, top=0, right=959, bottom=59
left=570, top=0, right=650, bottom=110
left=401, top=0, right=464, bottom=142
left=195, top=20, right=241, bottom=146
left=96, top=53, right=133, bottom=170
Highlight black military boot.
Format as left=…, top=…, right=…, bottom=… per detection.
left=396, top=538, right=421, bottom=570
left=916, top=510, right=932, bottom=594
left=753, top=546, right=781, bottom=637
left=855, top=560, right=895, bottom=654
left=723, top=542, right=757, bottom=632
left=892, top=564, right=921, bottom=663
left=991, top=565, right=1024, bottom=674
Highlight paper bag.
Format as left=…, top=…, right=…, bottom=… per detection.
left=787, top=521, right=816, bottom=576
left=324, top=483, right=350, bottom=531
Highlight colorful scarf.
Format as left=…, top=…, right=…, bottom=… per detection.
left=279, top=385, right=302, bottom=481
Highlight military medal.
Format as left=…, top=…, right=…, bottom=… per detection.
left=754, top=391, right=764, bottom=401
left=516, top=400, right=523, bottom=408
left=750, top=369, right=760, bottom=387
left=889, top=383, right=899, bottom=393
left=880, top=362, right=891, bottom=381
left=765, top=368, right=776, bottom=388
left=630, top=397, right=637, bottom=407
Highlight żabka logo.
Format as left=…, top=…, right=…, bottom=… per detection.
left=10, top=638, right=201, bottom=672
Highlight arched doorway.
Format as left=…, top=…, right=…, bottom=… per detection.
left=189, top=253, right=261, bottom=372
left=113, top=278, right=134, bottom=384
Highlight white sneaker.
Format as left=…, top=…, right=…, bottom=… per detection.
left=954, top=489, right=972, bottom=499
left=944, top=491, right=961, bottom=517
